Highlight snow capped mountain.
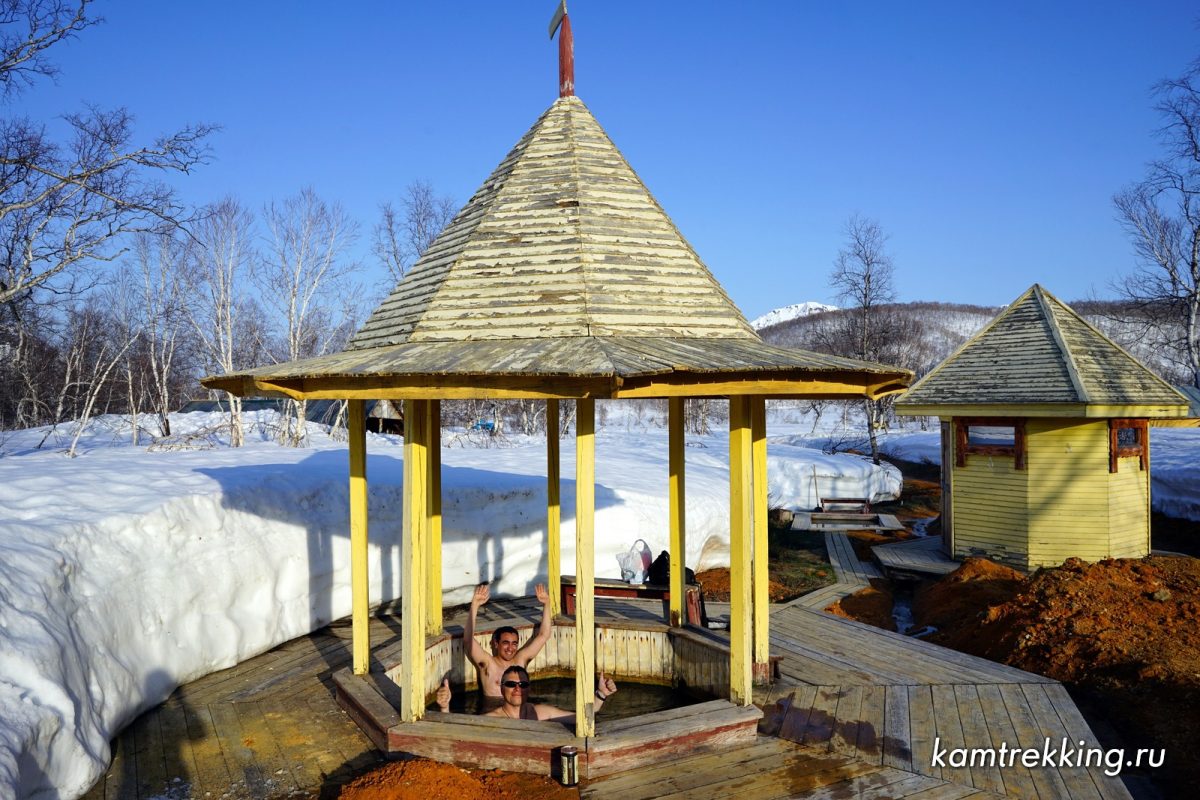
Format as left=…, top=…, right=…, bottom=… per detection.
left=750, top=301, right=838, bottom=330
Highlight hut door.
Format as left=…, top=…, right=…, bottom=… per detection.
left=939, top=421, right=953, bottom=553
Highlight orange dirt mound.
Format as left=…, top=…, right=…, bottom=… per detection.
left=913, top=557, right=1026, bottom=646
left=695, top=567, right=792, bottom=602
left=337, top=758, right=578, bottom=800
left=825, top=579, right=896, bottom=631
left=917, top=554, right=1200, bottom=797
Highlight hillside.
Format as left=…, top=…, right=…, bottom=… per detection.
left=756, top=298, right=1192, bottom=385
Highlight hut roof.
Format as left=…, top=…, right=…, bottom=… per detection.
left=896, top=284, right=1189, bottom=417
left=204, top=97, right=910, bottom=401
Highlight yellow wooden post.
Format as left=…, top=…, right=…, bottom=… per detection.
left=348, top=399, right=370, bottom=675
left=751, top=396, right=770, bottom=671
left=425, top=400, right=443, bottom=635
left=401, top=399, right=428, bottom=722
left=668, top=397, right=686, bottom=626
left=546, top=399, right=561, bottom=616
left=575, top=398, right=596, bottom=738
left=728, top=396, right=753, bottom=705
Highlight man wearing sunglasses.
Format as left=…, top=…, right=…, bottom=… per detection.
left=436, top=665, right=618, bottom=724
left=462, top=582, right=554, bottom=711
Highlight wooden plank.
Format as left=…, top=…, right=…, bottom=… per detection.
left=953, top=684, right=1006, bottom=794
left=930, top=684, right=972, bottom=789
left=400, top=398, right=427, bottom=721
left=828, top=684, right=864, bottom=756
left=883, top=683, right=914, bottom=772
left=1040, top=683, right=1132, bottom=800
left=777, top=684, right=819, bottom=744
left=348, top=398, right=370, bottom=675
left=751, top=395, right=770, bottom=668
left=576, top=397, right=596, bottom=738
left=856, top=683, right=886, bottom=764
left=801, top=685, right=842, bottom=747
left=547, top=398, right=561, bottom=616
left=669, top=396, right=686, bottom=627
left=908, top=685, right=941, bottom=780
left=728, top=395, right=753, bottom=705
left=996, top=684, right=1073, bottom=800
left=174, top=701, right=234, bottom=793
left=425, top=399, right=443, bottom=635
left=156, top=700, right=201, bottom=795
left=1019, top=683, right=1103, bottom=800
left=127, top=708, right=168, bottom=799
left=581, top=737, right=792, bottom=798
left=972, top=684, right=1040, bottom=800
left=231, top=700, right=301, bottom=794
left=205, top=701, right=274, bottom=796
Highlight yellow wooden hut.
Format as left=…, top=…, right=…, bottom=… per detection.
left=896, top=284, right=1190, bottom=571
left=201, top=13, right=911, bottom=774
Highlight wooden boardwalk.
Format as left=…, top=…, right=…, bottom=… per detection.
left=783, top=530, right=882, bottom=611
left=82, top=598, right=1132, bottom=800
left=874, top=536, right=961, bottom=577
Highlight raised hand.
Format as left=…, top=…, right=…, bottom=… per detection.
left=471, top=583, right=491, bottom=609
left=598, top=671, right=617, bottom=698
left=534, top=583, right=549, bottom=605
left=436, top=678, right=451, bottom=712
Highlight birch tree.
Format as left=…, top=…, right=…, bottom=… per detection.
left=187, top=198, right=257, bottom=447
left=1115, top=58, right=1200, bottom=389
left=259, top=188, right=360, bottom=446
left=829, top=214, right=897, bottom=464
left=372, top=179, right=455, bottom=287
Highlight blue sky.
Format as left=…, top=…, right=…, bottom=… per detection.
left=12, top=1, right=1199, bottom=320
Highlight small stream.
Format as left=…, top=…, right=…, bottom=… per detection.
left=890, top=575, right=936, bottom=638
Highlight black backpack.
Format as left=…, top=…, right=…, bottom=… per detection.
left=647, top=550, right=696, bottom=586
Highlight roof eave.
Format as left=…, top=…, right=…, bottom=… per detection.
left=895, top=401, right=1191, bottom=418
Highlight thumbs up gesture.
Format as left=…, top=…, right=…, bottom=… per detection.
left=436, top=678, right=451, bottom=712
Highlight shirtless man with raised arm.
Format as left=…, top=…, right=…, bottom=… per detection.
left=462, top=582, right=553, bottom=709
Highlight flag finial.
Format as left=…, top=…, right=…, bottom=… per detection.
left=548, top=1, right=574, bottom=97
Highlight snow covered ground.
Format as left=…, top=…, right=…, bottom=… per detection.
left=0, top=406, right=902, bottom=799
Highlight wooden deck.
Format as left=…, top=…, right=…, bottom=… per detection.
left=874, top=535, right=962, bottom=577
left=82, top=597, right=1132, bottom=800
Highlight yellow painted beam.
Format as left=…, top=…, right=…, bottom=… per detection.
left=728, top=396, right=753, bottom=705
left=751, top=396, right=769, bottom=667
left=668, top=397, right=686, bottom=627
left=546, top=399, right=562, bottom=616
left=614, top=375, right=908, bottom=399
left=425, top=400, right=443, bottom=635
left=401, top=399, right=428, bottom=722
left=347, top=399, right=370, bottom=675
left=575, top=398, right=596, bottom=738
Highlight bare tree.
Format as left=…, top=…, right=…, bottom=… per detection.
left=1114, top=58, right=1200, bottom=389
left=187, top=198, right=257, bottom=447
left=0, top=1, right=214, bottom=309
left=124, top=231, right=189, bottom=437
left=372, top=179, right=456, bottom=286
left=259, top=188, right=361, bottom=446
left=829, top=214, right=898, bottom=464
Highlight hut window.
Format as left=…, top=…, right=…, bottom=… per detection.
left=955, top=418, right=1025, bottom=469
left=1109, top=419, right=1147, bottom=472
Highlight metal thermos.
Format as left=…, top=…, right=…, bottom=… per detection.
left=559, top=745, right=579, bottom=786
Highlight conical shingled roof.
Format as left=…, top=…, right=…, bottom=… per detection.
left=350, top=96, right=755, bottom=347
left=203, top=97, right=911, bottom=400
left=897, top=284, right=1189, bottom=414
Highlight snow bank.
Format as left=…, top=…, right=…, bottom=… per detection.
left=0, top=411, right=899, bottom=799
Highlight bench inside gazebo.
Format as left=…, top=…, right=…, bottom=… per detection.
left=202, top=7, right=911, bottom=779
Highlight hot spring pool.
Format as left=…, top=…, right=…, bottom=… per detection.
left=445, top=676, right=704, bottom=719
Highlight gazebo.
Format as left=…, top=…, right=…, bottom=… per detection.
left=896, top=284, right=1189, bottom=570
left=203, top=9, right=910, bottom=775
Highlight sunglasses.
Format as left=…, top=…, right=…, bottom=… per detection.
left=502, top=680, right=531, bottom=689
